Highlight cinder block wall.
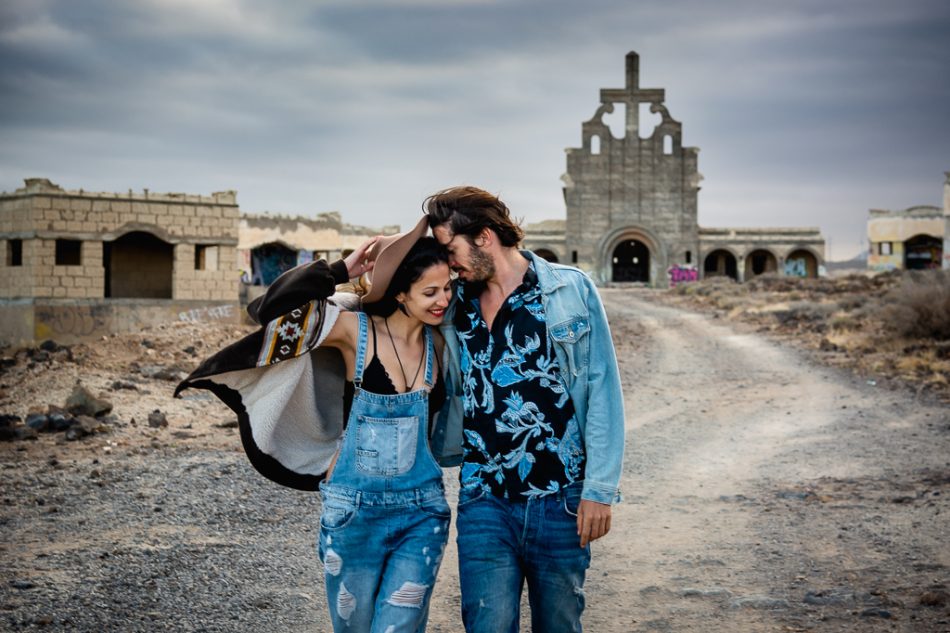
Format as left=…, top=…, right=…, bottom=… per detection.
left=0, top=196, right=33, bottom=299
left=0, top=179, right=239, bottom=302
left=173, top=243, right=237, bottom=301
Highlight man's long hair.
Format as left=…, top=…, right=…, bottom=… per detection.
left=423, top=186, right=524, bottom=247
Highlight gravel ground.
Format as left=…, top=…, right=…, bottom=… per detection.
left=2, top=290, right=949, bottom=632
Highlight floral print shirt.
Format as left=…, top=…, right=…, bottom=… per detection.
left=456, top=261, right=586, bottom=499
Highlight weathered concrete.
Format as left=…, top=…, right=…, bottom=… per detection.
left=554, top=52, right=825, bottom=287
left=238, top=212, right=397, bottom=286
left=521, top=219, right=567, bottom=263
left=0, top=178, right=239, bottom=303
left=0, top=178, right=240, bottom=346
left=563, top=52, right=701, bottom=286
left=867, top=185, right=945, bottom=272
left=0, top=298, right=240, bottom=348
left=698, top=228, right=825, bottom=281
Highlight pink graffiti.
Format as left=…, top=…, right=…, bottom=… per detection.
left=668, top=265, right=698, bottom=286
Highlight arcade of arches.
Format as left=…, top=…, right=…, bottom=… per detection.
left=704, top=249, right=738, bottom=280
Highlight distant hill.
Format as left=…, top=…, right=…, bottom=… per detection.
left=825, top=251, right=868, bottom=272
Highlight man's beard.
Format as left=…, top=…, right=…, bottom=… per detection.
left=466, top=243, right=495, bottom=282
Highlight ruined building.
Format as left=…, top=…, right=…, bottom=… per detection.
left=0, top=178, right=240, bottom=346
left=536, top=52, right=826, bottom=286
left=867, top=172, right=950, bottom=271
left=238, top=213, right=397, bottom=301
left=0, top=179, right=392, bottom=346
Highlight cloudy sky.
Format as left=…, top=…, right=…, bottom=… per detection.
left=1, top=0, right=948, bottom=260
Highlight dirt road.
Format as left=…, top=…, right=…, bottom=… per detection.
left=2, top=291, right=948, bottom=631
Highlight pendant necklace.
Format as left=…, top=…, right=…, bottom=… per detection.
left=384, top=317, right=425, bottom=391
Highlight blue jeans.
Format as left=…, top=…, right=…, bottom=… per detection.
left=318, top=484, right=451, bottom=633
left=456, top=482, right=591, bottom=633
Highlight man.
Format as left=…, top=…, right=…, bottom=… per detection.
left=425, top=186, right=625, bottom=633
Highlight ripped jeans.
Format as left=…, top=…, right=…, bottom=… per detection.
left=456, top=481, right=591, bottom=633
left=318, top=483, right=451, bottom=633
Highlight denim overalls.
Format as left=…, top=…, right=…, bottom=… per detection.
left=318, top=312, right=451, bottom=633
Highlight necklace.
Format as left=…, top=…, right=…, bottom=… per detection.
left=384, top=317, right=425, bottom=391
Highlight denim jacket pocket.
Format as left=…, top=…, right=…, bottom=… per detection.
left=356, top=415, right=418, bottom=476
left=550, top=317, right=591, bottom=378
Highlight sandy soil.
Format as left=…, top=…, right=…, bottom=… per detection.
left=1, top=290, right=948, bottom=631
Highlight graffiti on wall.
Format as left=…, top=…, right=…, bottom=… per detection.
left=784, top=258, right=807, bottom=277
left=178, top=305, right=235, bottom=323
left=239, top=249, right=252, bottom=284
left=35, top=304, right=111, bottom=338
left=296, top=249, right=313, bottom=266
left=251, top=244, right=297, bottom=286
left=668, top=265, right=698, bottom=286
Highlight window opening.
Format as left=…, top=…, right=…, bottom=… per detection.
left=55, top=239, right=82, bottom=266
left=7, top=239, right=22, bottom=266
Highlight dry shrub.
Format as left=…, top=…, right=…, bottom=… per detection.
left=747, top=273, right=797, bottom=293
left=836, top=294, right=868, bottom=311
left=771, top=301, right=838, bottom=326
left=830, top=315, right=861, bottom=331
left=880, top=270, right=950, bottom=340
left=670, top=276, right=746, bottom=299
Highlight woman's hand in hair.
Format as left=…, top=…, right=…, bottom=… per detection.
left=343, top=236, right=379, bottom=279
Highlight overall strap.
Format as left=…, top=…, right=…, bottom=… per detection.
left=422, top=325, right=435, bottom=391
left=353, top=312, right=369, bottom=387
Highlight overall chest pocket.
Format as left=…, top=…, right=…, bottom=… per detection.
left=356, top=415, right=419, bottom=476
left=549, top=317, right=591, bottom=378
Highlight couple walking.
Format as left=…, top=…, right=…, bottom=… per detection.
left=177, top=186, right=626, bottom=632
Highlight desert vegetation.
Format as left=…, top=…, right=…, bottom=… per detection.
left=664, top=269, right=950, bottom=401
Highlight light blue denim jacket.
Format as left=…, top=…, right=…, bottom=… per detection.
left=430, top=251, right=626, bottom=505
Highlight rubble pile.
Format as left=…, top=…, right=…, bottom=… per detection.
left=0, top=320, right=256, bottom=452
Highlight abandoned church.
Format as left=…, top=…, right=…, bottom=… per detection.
left=523, top=52, right=826, bottom=286
left=2, top=51, right=830, bottom=346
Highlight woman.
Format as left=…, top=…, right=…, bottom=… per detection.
left=176, top=217, right=454, bottom=632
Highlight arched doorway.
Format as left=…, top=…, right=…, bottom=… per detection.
left=251, top=242, right=298, bottom=285
left=534, top=248, right=559, bottom=263
left=784, top=249, right=819, bottom=278
left=612, top=240, right=650, bottom=282
left=744, top=249, right=777, bottom=279
left=703, top=249, right=738, bottom=280
left=105, top=231, right=173, bottom=298
left=904, top=234, right=942, bottom=270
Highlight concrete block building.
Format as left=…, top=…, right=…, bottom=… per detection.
left=541, top=52, right=826, bottom=287
left=238, top=212, right=396, bottom=287
left=867, top=173, right=950, bottom=271
left=0, top=178, right=240, bottom=346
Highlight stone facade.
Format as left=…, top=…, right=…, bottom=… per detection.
left=551, top=52, right=825, bottom=287
left=0, top=178, right=240, bottom=346
left=521, top=219, right=567, bottom=263
left=866, top=174, right=949, bottom=272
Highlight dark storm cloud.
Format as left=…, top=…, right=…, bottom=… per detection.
left=0, top=0, right=948, bottom=258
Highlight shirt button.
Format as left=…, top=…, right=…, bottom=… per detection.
left=569, top=331, right=574, bottom=338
